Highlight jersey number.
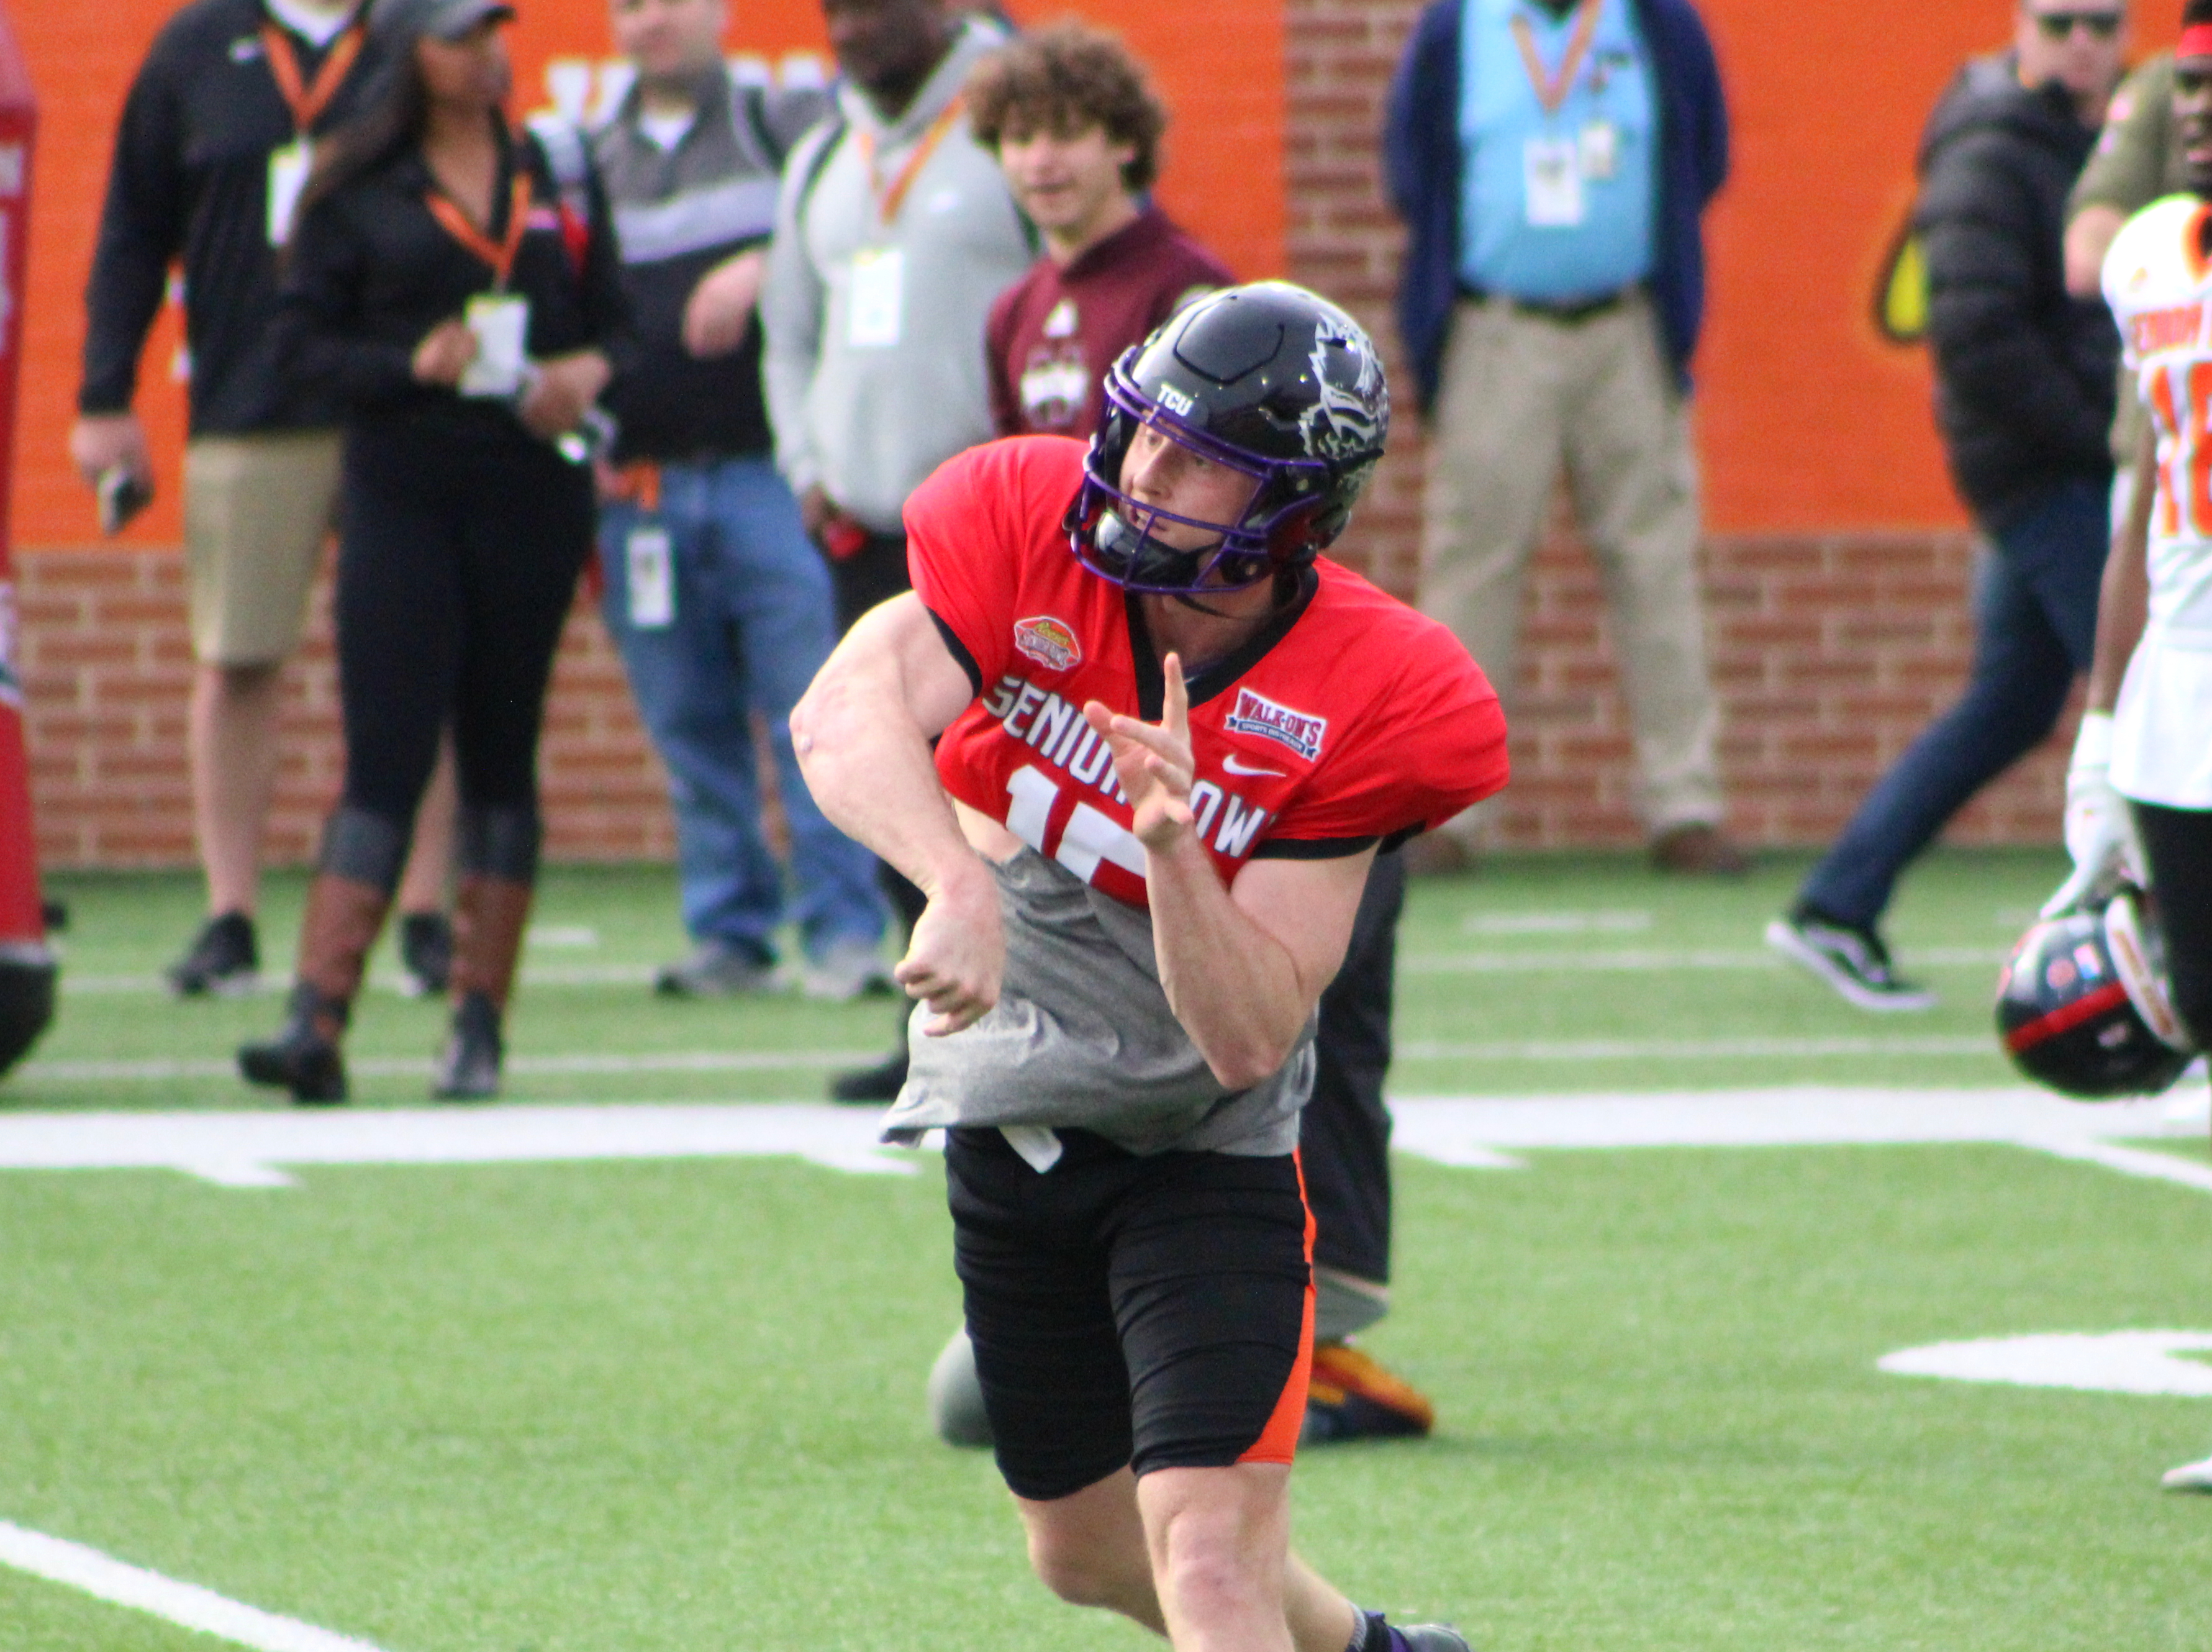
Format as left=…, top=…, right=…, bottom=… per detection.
left=2148, top=360, right=2212, bottom=538
left=1005, top=766, right=1148, bottom=886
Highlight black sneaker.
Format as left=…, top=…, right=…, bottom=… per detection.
left=237, top=983, right=348, bottom=1104
left=1362, top=1613, right=1471, bottom=1652
left=1765, top=910, right=1936, bottom=1012
left=433, top=991, right=504, bottom=1101
left=829, top=1048, right=909, bottom=1104
left=166, top=912, right=260, bottom=998
left=398, top=911, right=453, bottom=998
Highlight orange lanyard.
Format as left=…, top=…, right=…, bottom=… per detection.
left=857, top=98, right=964, bottom=227
left=260, top=21, right=364, bottom=135
left=1510, top=0, right=1603, bottom=117
left=424, top=175, right=533, bottom=291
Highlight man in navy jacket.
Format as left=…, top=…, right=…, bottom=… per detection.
left=1384, top=0, right=1739, bottom=874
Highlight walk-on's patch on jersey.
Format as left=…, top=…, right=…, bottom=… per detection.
left=2103, top=196, right=2212, bottom=806
left=884, top=437, right=1508, bottom=1156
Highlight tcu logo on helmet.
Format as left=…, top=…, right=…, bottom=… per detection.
left=1296, top=319, right=1388, bottom=464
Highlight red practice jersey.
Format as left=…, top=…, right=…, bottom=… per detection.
left=986, top=207, right=1233, bottom=438
left=907, top=438, right=1510, bottom=911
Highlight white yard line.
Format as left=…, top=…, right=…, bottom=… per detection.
left=1401, top=946, right=2006, bottom=974
left=17, top=1037, right=2001, bottom=1086
left=1394, top=1035, right=1993, bottom=1061
left=0, top=1089, right=2200, bottom=1192
left=17, top=1050, right=880, bottom=1083
left=0, top=1520, right=393, bottom=1652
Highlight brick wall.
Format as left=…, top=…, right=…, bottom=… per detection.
left=10, top=0, right=2074, bottom=871
left=1282, top=0, right=2067, bottom=851
left=19, top=550, right=674, bottom=869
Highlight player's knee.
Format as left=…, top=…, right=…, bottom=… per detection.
left=1145, top=1503, right=1271, bottom=1621
left=1025, top=1523, right=1128, bottom=1608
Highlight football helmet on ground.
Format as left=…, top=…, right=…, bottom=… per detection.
left=1996, top=887, right=2196, bottom=1099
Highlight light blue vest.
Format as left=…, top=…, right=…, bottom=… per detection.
left=1457, top=0, right=1657, bottom=303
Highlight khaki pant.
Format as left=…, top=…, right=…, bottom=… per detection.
left=184, top=430, right=344, bottom=666
left=1420, top=290, right=1723, bottom=842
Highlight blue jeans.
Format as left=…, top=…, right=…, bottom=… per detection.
left=1798, top=478, right=2108, bottom=929
left=599, top=456, right=886, bottom=961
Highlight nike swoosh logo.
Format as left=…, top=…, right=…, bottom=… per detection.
left=1222, top=754, right=1287, bottom=778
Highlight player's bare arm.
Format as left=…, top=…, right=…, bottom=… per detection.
left=793, top=594, right=1003, bottom=1035
left=2088, top=422, right=2158, bottom=712
left=1089, top=652, right=1376, bottom=1089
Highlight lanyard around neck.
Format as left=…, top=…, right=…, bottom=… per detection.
left=260, top=20, right=364, bottom=135
left=858, top=98, right=965, bottom=227
left=425, top=175, right=533, bottom=291
left=1510, top=0, right=1603, bottom=117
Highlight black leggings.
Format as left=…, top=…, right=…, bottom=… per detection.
left=2133, top=801, right=2212, bottom=1054
left=333, top=412, right=593, bottom=841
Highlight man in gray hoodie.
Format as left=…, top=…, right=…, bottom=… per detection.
left=763, top=0, right=1035, bottom=1102
left=763, top=0, right=1032, bottom=630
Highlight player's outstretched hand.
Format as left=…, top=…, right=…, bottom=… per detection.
left=895, top=872, right=1004, bottom=1037
left=1086, top=653, right=1197, bottom=852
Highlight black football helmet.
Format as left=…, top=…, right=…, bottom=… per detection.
left=1064, top=281, right=1389, bottom=596
left=1995, top=888, right=2196, bottom=1099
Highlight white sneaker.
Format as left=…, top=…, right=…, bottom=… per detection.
left=2161, top=1453, right=2212, bottom=1491
left=797, top=938, right=895, bottom=1002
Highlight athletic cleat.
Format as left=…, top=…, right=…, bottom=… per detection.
left=237, top=983, right=348, bottom=1104
left=830, top=1048, right=909, bottom=1104
left=433, top=992, right=504, bottom=1101
left=1303, top=1343, right=1436, bottom=1443
left=796, top=938, right=896, bottom=1002
left=2161, top=1453, right=2212, bottom=1491
left=653, top=938, right=780, bottom=997
left=167, top=912, right=260, bottom=998
left=1395, top=1627, right=1473, bottom=1652
left=1766, top=912, right=1936, bottom=1012
left=398, top=911, right=454, bottom=997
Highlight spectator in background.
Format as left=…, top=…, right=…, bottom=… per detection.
left=1768, top=0, right=2125, bottom=1009
left=241, top=0, right=627, bottom=1102
left=75, top=0, right=459, bottom=1002
left=919, top=21, right=1436, bottom=1451
left=761, top=0, right=1034, bottom=1101
left=591, top=0, right=889, bottom=1001
left=1384, top=0, right=1742, bottom=878
left=2066, top=46, right=2185, bottom=531
left=970, top=22, right=1228, bottom=440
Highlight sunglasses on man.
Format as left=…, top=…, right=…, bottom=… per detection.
left=2031, top=9, right=2124, bottom=38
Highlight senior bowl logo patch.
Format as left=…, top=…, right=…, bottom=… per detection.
left=1225, top=688, right=1326, bottom=763
left=1014, top=615, right=1082, bottom=672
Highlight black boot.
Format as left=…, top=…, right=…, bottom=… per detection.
left=238, top=981, right=350, bottom=1104
left=433, top=990, right=503, bottom=1101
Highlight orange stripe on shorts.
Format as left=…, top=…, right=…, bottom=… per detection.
left=1238, top=1148, right=1317, bottom=1467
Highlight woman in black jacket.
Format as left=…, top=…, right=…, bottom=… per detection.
left=241, top=0, right=625, bottom=1104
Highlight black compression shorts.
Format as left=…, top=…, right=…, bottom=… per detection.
left=945, top=1126, right=1315, bottom=1504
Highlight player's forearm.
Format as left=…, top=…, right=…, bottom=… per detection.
left=792, top=651, right=988, bottom=909
left=1145, top=828, right=1312, bottom=1091
left=2088, top=431, right=2157, bottom=712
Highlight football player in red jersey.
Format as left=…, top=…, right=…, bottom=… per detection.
left=794, top=283, right=1504, bottom=1652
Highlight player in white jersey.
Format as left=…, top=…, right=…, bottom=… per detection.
left=2067, top=5, right=2212, bottom=1493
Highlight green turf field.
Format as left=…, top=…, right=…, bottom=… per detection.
left=1, top=850, right=2206, bottom=1650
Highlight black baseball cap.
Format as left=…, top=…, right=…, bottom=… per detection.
left=366, top=0, right=517, bottom=47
